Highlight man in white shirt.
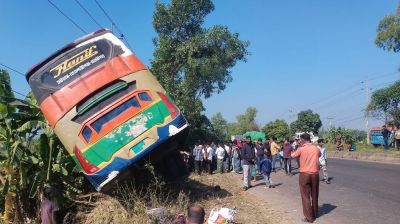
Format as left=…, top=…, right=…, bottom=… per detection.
left=216, top=144, right=226, bottom=173
left=206, top=144, right=214, bottom=174
left=317, top=139, right=330, bottom=184
left=224, top=143, right=231, bottom=172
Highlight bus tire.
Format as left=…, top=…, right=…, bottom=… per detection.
left=155, top=151, right=187, bottom=179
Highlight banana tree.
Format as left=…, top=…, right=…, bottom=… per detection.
left=1, top=70, right=85, bottom=222
left=0, top=96, right=36, bottom=223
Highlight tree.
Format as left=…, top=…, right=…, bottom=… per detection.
left=367, top=81, right=400, bottom=125
left=375, top=3, right=400, bottom=52
left=236, top=107, right=260, bottom=134
left=0, top=71, right=84, bottom=222
left=210, top=112, right=228, bottom=142
left=151, top=0, right=249, bottom=142
left=290, top=110, right=322, bottom=134
left=322, top=127, right=365, bottom=144
left=263, top=119, right=290, bottom=140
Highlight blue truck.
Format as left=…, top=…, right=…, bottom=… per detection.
left=370, top=127, right=384, bottom=147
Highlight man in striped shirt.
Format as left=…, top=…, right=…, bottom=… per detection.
left=192, top=145, right=204, bottom=175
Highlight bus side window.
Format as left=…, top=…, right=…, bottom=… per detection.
left=138, top=92, right=152, bottom=102
left=82, top=126, right=93, bottom=143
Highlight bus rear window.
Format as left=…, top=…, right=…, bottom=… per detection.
left=92, top=96, right=141, bottom=133
left=82, top=126, right=93, bottom=143
left=138, top=92, right=152, bottom=102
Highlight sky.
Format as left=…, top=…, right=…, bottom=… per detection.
left=0, top=0, right=399, bottom=131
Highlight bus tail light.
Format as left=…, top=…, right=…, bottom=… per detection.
left=74, top=146, right=99, bottom=174
left=157, top=92, right=179, bottom=118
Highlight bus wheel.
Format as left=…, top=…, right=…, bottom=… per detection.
left=155, top=151, right=187, bottom=179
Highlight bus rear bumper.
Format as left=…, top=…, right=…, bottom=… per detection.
left=85, top=114, right=189, bottom=191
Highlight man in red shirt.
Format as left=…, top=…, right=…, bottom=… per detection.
left=291, top=133, right=321, bottom=223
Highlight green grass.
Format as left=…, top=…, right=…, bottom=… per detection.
left=325, top=143, right=400, bottom=156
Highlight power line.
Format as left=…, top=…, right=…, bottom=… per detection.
left=94, top=0, right=133, bottom=50
left=11, top=90, right=27, bottom=98
left=0, top=63, right=25, bottom=77
left=47, top=0, right=87, bottom=34
left=335, top=116, right=364, bottom=126
left=279, top=70, right=399, bottom=119
left=367, top=71, right=399, bottom=81
left=74, top=0, right=103, bottom=29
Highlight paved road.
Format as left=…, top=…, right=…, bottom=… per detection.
left=242, top=158, right=400, bottom=224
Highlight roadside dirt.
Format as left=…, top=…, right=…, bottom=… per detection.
left=65, top=172, right=287, bottom=223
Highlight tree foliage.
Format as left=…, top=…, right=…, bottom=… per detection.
left=290, top=110, right=322, bottom=134
left=227, top=107, right=259, bottom=136
left=210, top=112, right=228, bottom=142
left=322, top=127, right=366, bottom=144
left=151, top=0, right=249, bottom=142
left=367, top=81, right=400, bottom=124
left=263, top=119, right=290, bottom=140
left=375, top=3, right=400, bottom=52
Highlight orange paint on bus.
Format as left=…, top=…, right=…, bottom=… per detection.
left=40, top=54, right=147, bottom=127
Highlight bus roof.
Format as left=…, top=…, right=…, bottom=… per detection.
left=370, top=127, right=382, bottom=131
left=25, top=29, right=111, bottom=81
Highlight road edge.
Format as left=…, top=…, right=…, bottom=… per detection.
left=328, top=151, right=400, bottom=164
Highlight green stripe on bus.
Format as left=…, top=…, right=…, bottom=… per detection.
left=82, top=100, right=170, bottom=166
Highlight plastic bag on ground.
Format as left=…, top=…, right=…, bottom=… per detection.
left=207, top=207, right=237, bottom=224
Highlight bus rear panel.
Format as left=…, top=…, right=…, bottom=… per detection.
left=26, top=29, right=189, bottom=191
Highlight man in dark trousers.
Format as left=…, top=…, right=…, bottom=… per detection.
left=255, top=138, right=266, bottom=174
left=242, top=136, right=255, bottom=190
left=291, top=133, right=321, bottom=223
left=382, top=125, right=390, bottom=151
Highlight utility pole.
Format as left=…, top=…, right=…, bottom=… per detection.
left=362, top=80, right=371, bottom=144
left=327, top=117, right=333, bottom=129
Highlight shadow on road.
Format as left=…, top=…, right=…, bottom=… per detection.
left=318, top=203, right=337, bottom=217
left=253, top=182, right=283, bottom=188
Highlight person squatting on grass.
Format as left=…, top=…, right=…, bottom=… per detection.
left=173, top=205, right=205, bottom=224
left=291, top=133, right=321, bottom=223
left=317, top=139, right=330, bottom=184
left=260, top=151, right=274, bottom=188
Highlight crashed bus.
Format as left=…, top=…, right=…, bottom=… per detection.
left=26, top=29, right=189, bottom=191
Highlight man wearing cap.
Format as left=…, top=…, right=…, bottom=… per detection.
left=291, top=133, right=321, bottom=223
left=242, top=136, right=255, bottom=190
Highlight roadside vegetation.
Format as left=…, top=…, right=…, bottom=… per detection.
left=64, top=168, right=284, bottom=224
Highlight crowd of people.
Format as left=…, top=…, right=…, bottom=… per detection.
left=381, top=124, right=400, bottom=151
left=190, top=135, right=330, bottom=187
left=190, top=133, right=329, bottom=223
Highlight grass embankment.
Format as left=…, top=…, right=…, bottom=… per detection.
left=325, top=143, right=400, bottom=163
left=325, top=143, right=400, bottom=154
left=66, top=172, right=284, bottom=224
